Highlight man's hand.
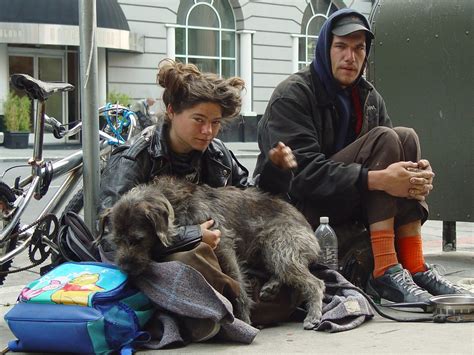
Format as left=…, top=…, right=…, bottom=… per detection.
left=407, top=159, right=435, bottom=200
left=268, top=142, right=297, bottom=170
left=368, top=161, right=434, bottom=201
left=200, top=219, right=221, bottom=249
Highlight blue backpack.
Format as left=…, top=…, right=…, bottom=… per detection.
left=4, top=262, right=155, bottom=354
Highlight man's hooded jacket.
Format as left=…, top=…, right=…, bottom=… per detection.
left=254, top=8, right=392, bottom=227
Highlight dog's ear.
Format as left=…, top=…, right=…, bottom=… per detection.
left=142, top=200, right=175, bottom=247
left=99, top=207, right=112, bottom=220
left=162, top=198, right=175, bottom=230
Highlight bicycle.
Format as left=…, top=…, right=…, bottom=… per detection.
left=0, top=74, right=139, bottom=285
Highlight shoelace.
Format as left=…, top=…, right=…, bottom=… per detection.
left=426, top=264, right=466, bottom=291
left=393, top=269, right=427, bottom=296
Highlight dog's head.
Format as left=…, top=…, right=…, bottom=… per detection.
left=107, top=186, right=175, bottom=276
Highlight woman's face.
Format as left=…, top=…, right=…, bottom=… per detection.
left=168, top=102, right=223, bottom=154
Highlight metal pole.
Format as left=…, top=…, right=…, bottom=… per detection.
left=442, top=221, right=456, bottom=252
left=79, top=0, right=100, bottom=233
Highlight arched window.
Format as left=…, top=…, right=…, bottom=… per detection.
left=176, top=0, right=236, bottom=77
left=294, top=0, right=338, bottom=70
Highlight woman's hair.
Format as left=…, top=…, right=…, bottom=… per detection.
left=156, top=59, right=245, bottom=123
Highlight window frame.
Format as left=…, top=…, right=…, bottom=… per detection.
left=292, top=1, right=338, bottom=70
left=174, top=0, right=237, bottom=77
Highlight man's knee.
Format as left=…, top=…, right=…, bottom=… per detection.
left=393, top=127, right=420, bottom=160
left=370, top=126, right=403, bottom=152
left=393, top=126, right=418, bottom=142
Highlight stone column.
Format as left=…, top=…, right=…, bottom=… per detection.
left=291, top=35, right=300, bottom=73
left=238, top=30, right=256, bottom=116
left=98, top=47, right=107, bottom=105
left=165, top=25, right=176, bottom=60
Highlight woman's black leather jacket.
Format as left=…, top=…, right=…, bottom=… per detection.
left=99, top=122, right=290, bottom=214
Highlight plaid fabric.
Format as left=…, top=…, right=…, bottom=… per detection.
left=312, top=266, right=374, bottom=333
left=133, top=260, right=259, bottom=349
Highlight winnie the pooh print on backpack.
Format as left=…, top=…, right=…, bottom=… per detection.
left=4, top=262, right=155, bottom=354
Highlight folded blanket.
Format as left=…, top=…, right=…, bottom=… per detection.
left=311, top=266, right=374, bottom=333
left=133, top=260, right=259, bottom=349
left=132, top=254, right=373, bottom=349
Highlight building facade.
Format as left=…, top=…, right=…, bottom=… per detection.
left=0, top=0, right=374, bottom=142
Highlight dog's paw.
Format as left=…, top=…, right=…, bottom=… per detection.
left=303, top=318, right=320, bottom=330
left=259, top=278, right=282, bottom=301
left=234, top=306, right=252, bottom=324
left=303, top=308, right=322, bottom=330
left=234, top=295, right=253, bottom=325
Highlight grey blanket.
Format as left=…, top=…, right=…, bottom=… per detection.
left=133, top=261, right=259, bottom=349
left=311, top=266, right=374, bottom=332
left=134, top=261, right=374, bottom=349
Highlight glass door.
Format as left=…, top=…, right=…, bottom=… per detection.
left=38, top=57, right=64, bottom=124
left=8, top=48, right=73, bottom=141
left=9, top=56, right=34, bottom=131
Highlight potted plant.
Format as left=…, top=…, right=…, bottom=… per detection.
left=3, top=92, right=31, bottom=149
left=107, top=91, right=132, bottom=107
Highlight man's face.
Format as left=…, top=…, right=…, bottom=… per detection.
left=330, top=31, right=367, bottom=88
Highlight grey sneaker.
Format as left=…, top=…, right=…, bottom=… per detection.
left=413, top=264, right=473, bottom=296
left=368, top=264, right=433, bottom=303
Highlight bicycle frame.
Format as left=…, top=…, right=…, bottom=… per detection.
left=0, top=96, right=138, bottom=267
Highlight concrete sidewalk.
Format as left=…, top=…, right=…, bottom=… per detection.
left=1, top=140, right=473, bottom=354
left=0, top=133, right=81, bottom=162
left=1, top=253, right=472, bottom=354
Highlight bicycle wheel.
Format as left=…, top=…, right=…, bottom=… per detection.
left=0, top=181, right=19, bottom=285
left=62, top=188, right=84, bottom=216
left=50, top=188, right=84, bottom=267
left=60, top=156, right=109, bottom=218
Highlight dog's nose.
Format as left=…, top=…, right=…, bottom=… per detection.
left=117, top=257, right=142, bottom=276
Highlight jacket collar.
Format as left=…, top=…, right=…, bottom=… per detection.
left=147, top=122, right=170, bottom=159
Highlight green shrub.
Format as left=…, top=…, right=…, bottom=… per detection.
left=107, top=91, right=132, bottom=107
left=3, top=92, right=31, bottom=132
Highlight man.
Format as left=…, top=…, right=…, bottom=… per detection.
left=254, top=8, right=470, bottom=303
left=130, top=97, right=156, bottom=130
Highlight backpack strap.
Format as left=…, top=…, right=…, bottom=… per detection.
left=57, top=212, right=101, bottom=262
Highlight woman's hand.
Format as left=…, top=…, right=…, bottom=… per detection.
left=200, top=219, right=221, bottom=249
left=269, top=142, right=297, bottom=170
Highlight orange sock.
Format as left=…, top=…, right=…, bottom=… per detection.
left=370, top=230, right=399, bottom=278
left=396, top=235, right=427, bottom=274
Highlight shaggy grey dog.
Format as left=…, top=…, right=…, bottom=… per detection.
left=107, top=175, right=324, bottom=329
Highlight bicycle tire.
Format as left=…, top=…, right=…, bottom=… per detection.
left=61, top=188, right=84, bottom=216
left=0, top=181, right=19, bottom=285
left=50, top=188, right=84, bottom=267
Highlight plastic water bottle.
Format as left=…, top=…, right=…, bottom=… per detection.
left=314, top=216, right=338, bottom=270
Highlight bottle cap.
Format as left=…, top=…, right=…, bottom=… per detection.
left=320, top=216, right=329, bottom=224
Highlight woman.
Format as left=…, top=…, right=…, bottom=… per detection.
left=99, top=59, right=296, bottom=247
left=99, top=59, right=295, bottom=262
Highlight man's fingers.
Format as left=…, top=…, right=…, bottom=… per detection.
left=408, top=194, right=426, bottom=201
left=400, top=161, right=419, bottom=169
left=409, top=184, right=432, bottom=196
left=417, top=159, right=430, bottom=169
left=410, top=176, right=433, bottom=185
left=269, top=142, right=297, bottom=170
